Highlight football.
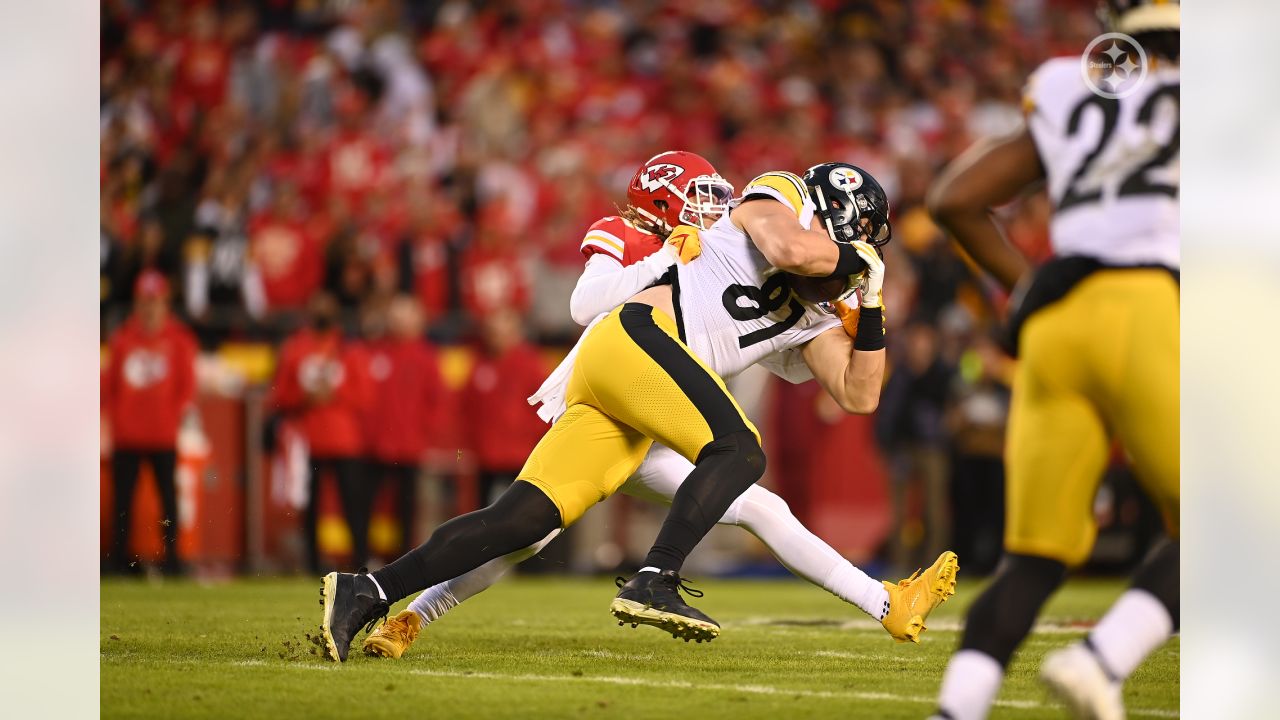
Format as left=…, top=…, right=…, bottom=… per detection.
left=788, top=273, right=853, bottom=303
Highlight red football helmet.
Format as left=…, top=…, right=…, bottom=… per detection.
left=626, top=151, right=734, bottom=232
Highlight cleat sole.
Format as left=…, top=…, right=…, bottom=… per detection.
left=609, top=598, right=719, bottom=643
left=931, top=552, right=960, bottom=601
left=318, top=572, right=341, bottom=662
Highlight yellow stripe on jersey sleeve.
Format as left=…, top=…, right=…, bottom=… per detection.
left=582, top=233, right=625, bottom=254
left=744, top=172, right=807, bottom=217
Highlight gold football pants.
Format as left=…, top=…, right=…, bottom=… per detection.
left=1005, top=269, right=1179, bottom=565
left=517, top=303, right=759, bottom=526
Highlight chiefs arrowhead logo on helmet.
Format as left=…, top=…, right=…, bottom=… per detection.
left=637, top=163, right=685, bottom=193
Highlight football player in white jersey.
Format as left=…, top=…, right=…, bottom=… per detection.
left=926, top=2, right=1179, bottom=718
left=317, top=161, right=958, bottom=661
left=362, top=153, right=955, bottom=659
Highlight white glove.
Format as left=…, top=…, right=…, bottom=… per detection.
left=852, top=240, right=885, bottom=309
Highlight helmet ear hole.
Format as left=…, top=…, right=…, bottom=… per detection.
left=654, top=200, right=669, bottom=212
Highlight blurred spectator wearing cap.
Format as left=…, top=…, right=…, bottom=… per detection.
left=102, top=270, right=198, bottom=575
left=269, top=293, right=373, bottom=572
left=462, top=309, right=549, bottom=505
left=361, top=295, right=453, bottom=556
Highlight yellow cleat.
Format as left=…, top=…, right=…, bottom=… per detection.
left=362, top=610, right=422, bottom=659
left=881, top=551, right=959, bottom=643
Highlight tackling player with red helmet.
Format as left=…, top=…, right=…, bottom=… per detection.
left=570, top=151, right=732, bottom=323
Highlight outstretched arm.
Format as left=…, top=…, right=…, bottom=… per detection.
left=568, top=249, right=676, bottom=326
left=926, top=128, right=1045, bottom=291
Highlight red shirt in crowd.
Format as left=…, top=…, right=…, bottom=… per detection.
left=362, top=337, right=454, bottom=464
left=248, top=214, right=323, bottom=310
left=459, top=245, right=530, bottom=318
left=461, top=343, right=548, bottom=471
left=270, top=328, right=371, bottom=458
left=104, top=316, right=198, bottom=450
left=173, top=38, right=229, bottom=110
left=325, top=129, right=389, bottom=208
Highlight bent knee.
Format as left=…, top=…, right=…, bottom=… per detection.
left=698, top=430, right=766, bottom=482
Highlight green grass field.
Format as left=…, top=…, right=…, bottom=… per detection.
left=101, top=576, right=1178, bottom=719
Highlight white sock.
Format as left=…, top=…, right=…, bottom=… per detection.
left=366, top=573, right=388, bottom=602
left=936, top=649, right=1004, bottom=720
left=408, top=582, right=460, bottom=624
left=824, top=562, right=891, bottom=620
left=727, top=485, right=889, bottom=619
left=407, top=530, right=561, bottom=624
left=1086, top=589, right=1174, bottom=680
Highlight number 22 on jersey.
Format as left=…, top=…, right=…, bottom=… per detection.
left=1057, top=83, right=1179, bottom=212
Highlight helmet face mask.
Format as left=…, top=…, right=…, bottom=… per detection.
left=679, top=174, right=735, bottom=229
left=803, top=162, right=892, bottom=248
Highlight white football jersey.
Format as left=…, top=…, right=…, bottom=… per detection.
left=528, top=171, right=839, bottom=422
left=671, top=171, right=840, bottom=382
left=1025, top=57, right=1180, bottom=268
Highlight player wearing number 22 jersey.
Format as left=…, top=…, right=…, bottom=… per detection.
left=928, top=2, right=1179, bottom=718
left=316, top=155, right=959, bottom=663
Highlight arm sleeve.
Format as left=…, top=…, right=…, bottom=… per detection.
left=568, top=248, right=676, bottom=326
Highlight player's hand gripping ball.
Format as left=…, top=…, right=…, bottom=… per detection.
left=788, top=240, right=884, bottom=305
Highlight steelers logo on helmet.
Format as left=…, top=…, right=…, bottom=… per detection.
left=828, top=167, right=863, bottom=192
left=803, top=161, right=893, bottom=249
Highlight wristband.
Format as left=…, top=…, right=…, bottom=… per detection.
left=832, top=242, right=869, bottom=277
left=853, top=306, right=885, bottom=351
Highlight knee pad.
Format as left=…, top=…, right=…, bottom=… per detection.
left=697, top=430, right=767, bottom=484
left=961, top=553, right=1067, bottom=666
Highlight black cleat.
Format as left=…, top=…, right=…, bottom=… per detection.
left=610, top=570, right=719, bottom=642
left=318, top=569, right=389, bottom=662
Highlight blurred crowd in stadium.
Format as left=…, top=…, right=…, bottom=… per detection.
left=101, top=0, right=1156, bottom=578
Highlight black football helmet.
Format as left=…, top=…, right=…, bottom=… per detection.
left=1100, top=0, right=1180, bottom=34
left=802, top=162, right=892, bottom=248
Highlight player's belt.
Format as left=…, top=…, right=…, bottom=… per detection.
left=1004, top=256, right=1178, bottom=356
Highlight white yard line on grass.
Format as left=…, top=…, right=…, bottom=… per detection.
left=231, top=660, right=1178, bottom=717
left=730, top=617, right=1095, bottom=634
left=811, top=650, right=928, bottom=663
